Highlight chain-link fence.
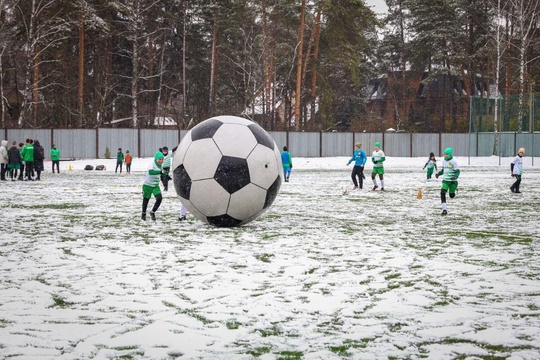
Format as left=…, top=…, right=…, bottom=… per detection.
left=471, top=94, right=540, bottom=133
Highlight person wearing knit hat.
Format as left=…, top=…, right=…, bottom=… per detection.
left=435, top=147, right=460, bottom=215
left=346, top=142, right=367, bottom=190
left=141, top=151, right=165, bottom=221
left=510, top=147, right=525, bottom=193
left=371, top=141, right=385, bottom=191
left=422, top=152, right=438, bottom=181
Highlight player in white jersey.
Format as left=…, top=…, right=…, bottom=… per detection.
left=510, top=147, right=525, bottom=193
left=435, top=147, right=460, bottom=215
left=371, top=141, right=385, bottom=191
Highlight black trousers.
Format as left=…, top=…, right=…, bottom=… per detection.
left=351, top=165, right=364, bottom=188
left=52, top=160, right=60, bottom=173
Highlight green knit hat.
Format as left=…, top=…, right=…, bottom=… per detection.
left=374, top=141, right=381, bottom=148
left=154, top=151, right=164, bottom=165
left=443, top=147, right=453, bottom=157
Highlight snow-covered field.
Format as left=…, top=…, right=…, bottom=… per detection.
left=1, top=156, right=539, bottom=359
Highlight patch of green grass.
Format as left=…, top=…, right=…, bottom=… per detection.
left=0, top=318, right=13, bottom=328
left=50, top=295, right=75, bottom=308
left=247, top=346, right=272, bottom=357
left=255, top=253, right=274, bottom=263
left=225, top=320, right=241, bottom=330
left=256, top=324, right=282, bottom=337
left=276, top=350, right=303, bottom=359
left=179, top=309, right=213, bottom=325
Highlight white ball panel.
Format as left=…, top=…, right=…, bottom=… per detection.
left=274, top=145, right=285, bottom=181
left=228, top=183, right=266, bottom=220
left=189, top=179, right=230, bottom=216
left=247, top=144, right=281, bottom=189
left=213, top=124, right=257, bottom=158
left=183, top=138, right=222, bottom=180
left=178, top=197, right=208, bottom=224
left=172, top=132, right=192, bottom=170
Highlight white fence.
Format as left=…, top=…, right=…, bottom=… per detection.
left=2, top=128, right=539, bottom=159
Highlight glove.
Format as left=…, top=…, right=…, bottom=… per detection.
left=373, top=160, right=378, bottom=164
left=435, top=173, right=439, bottom=179
left=511, top=173, right=515, bottom=177
left=290, top=164, right=292, bottom=169
left=347, top=162, right=350, bottom=166
left=451, top=177, right=456, bottom=180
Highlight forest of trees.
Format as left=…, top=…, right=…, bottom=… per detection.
left=0, top=0, right=539, bottom=132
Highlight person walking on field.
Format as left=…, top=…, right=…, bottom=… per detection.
left=125, top=150, right=132, bottom=174
left=347, top=142, right=366, bottom=190
left=281, top=146, right=293, bottom=182
left=141, top=152, right=165, bottom=221
left=115, top=148, right=124, bottom=174
left=422, top=152, right=438, bottom=181
left=50, top=144, right=60, bottom=173
left=8, top=141, right=21, bottom=180
left=436, top=147, right=460, bottom=215
left=510, top=147, right=525, bottom=193
left=371, top=141, right=385, bottom=191
left=0, top=140, right=8, bottom=181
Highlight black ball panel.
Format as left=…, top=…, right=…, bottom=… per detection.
left=248, top=123, right=275, bottom=150
left=191, top=119, right=223, bottom=141
left=214, top=156, right=251, bottom=194
left=207, top=214, right=243, bottom=227
left=263, top=175, right=282, bottom=209
left=173, top=164, right=192, bottom=200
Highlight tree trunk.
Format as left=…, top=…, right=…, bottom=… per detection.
left=78, top=7, right=85, bottom=127
left=294, top=0, right=306, bottom=130
left=131, top=0, right=140, bottom=128
left=209, top=7, right=218, bottom=117
left=310, top=6, right=321, bottom=129
left=33, top=46, right=39, bottom=126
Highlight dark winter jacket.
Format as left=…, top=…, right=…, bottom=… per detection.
left=33, top=141, right=45, bottom=171
left=8, top=146, right=21, bottom=165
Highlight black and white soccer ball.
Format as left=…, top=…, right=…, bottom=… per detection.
left=172, top=116, right=283, bottom=227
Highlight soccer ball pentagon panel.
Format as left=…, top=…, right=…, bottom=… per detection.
left=172, top=115, right=283, bottom=227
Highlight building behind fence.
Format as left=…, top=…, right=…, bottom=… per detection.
left=2, top=128, right=539, bottom=160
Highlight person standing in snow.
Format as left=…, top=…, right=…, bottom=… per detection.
left=33, top=140, right=45, bottom=180
left=435, top=147, right=460, bottom=215
left=125, top=150, right=132, bottom=174
left=371, top=141, right=385, bottom=191
left=510, top=147, right=525, bottom=193
left=21, top=139, right=35, bottom=181
left=422, top=152, right=438, bottom=181
left=8, top=141, right=21, bottom=180
left=142, top=151, right=165, bottom=221
left=281, top=146, right=293, bottom=182
left=115, top=148, right=124, bottom=174
left=50, top=144, right=60, bottom=173
left=347, top=142, right=366, bottom=190
left=0, top=140, right=8, bottom=181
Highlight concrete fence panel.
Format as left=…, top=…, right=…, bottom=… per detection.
left=412, top=134, right=440, bottom=157
left=54, top=129, right=97, bottom=159
left=98, top=129, right=138, bottom=159
left=289, top=131, right=320, bottom=157
left=322, top=132, right=352, bottom=157
left=441, top=134, right=470, bottom=156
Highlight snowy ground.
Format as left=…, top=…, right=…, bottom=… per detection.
left=1, top=156, right=539, bottom=359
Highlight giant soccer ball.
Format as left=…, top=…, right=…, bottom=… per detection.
left=172, top=115, right=283, bottom=227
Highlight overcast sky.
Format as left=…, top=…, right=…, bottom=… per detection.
left=365, top=0, right=388, bottom=15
